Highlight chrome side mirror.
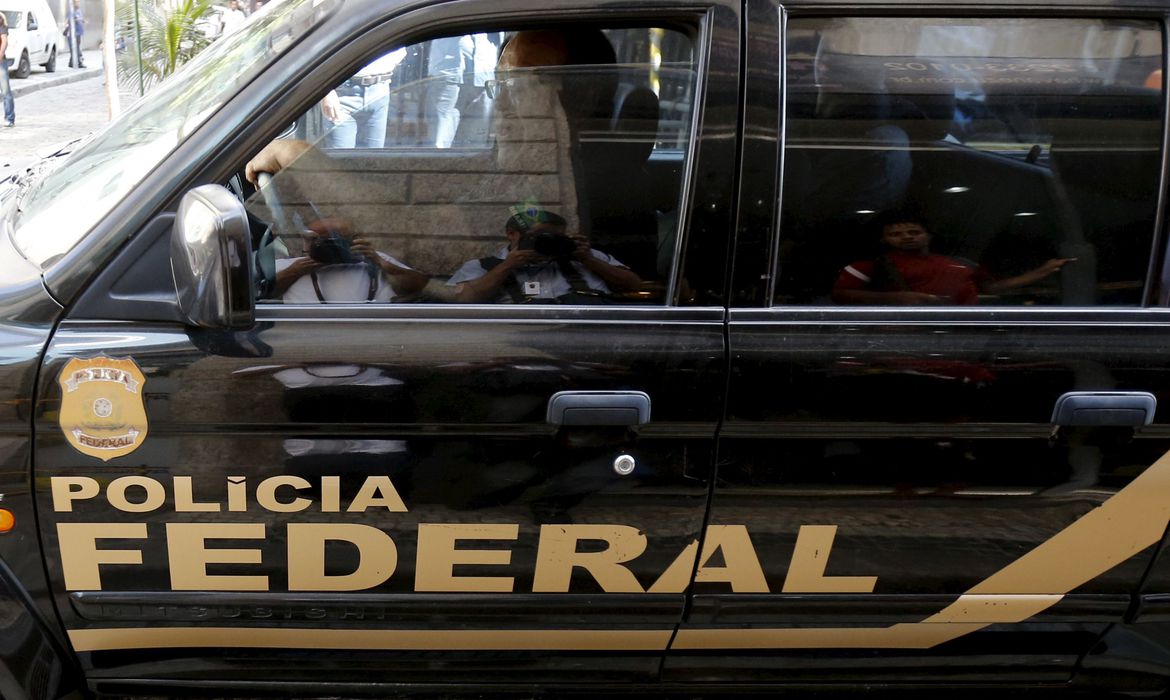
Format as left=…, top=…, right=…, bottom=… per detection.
left=171, top=185, right=255, bottom=328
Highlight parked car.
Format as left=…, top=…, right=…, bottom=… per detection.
left=0, top=0, right=58, bottom=77
left=2, top=0, right=1170, bottom=697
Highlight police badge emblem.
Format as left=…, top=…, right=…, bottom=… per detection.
left=58, top=357, right=149, bottom=461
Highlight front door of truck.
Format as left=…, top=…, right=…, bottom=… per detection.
left=31, top=0, right=739, bottom=692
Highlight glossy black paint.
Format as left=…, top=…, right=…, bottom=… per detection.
left=0, top=557, right=80, bottom=700
left=0, top=241, right=83, bottom=698
left=678, top=0, right=1170, bottom=687
left=36, top=309, right=723, bottom=686
left=680, top=305, right=1170, bottom=680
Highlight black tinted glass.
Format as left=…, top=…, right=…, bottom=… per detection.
left=776, top=18, right=1163, bottom=308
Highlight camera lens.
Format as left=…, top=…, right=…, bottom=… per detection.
left=309, top=235, right=357, bottom=265
left=533, top=232, right=575, bottom=258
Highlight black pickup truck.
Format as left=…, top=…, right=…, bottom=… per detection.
left=4, top=0, right=1170, bottom=696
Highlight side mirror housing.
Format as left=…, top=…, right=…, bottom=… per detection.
left=27, top=18, right=37, bottom=30
left=171, top=185, right=255, bottom=328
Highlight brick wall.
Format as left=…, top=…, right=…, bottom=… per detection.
left=252, top=93, right=581, bottom=281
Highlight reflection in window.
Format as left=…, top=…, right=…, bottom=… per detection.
left=777, top=18, right=1163, bottom=307
left=250, top=26, right=698, bottom=305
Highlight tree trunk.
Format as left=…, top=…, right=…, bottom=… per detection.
left=102, top=0, right=118, bottom=117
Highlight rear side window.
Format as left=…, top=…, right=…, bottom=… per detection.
left=775, top=17, right=1163, bottom=307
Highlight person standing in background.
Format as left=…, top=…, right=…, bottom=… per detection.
left=66, top=0, right=85, bottom=68
left=321, top=48, right=406, bottom=149
left=425, top=35, right=473, bottom=148
left=451, top=33, right=500, bottom=146
left=0, top=13, right=14, bottom=127
left=220, top=0, right=246, bottom=36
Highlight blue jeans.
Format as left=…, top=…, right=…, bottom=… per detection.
left=0, top=59, right=13, bottom=124
left=324, top=85, right=388, bottom=149
left=426, top=82, right=461, bottom=148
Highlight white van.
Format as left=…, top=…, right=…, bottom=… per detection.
left=0, top=0, right=59, bottom=78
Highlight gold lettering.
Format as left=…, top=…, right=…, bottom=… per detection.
left=415, top=524, right=518, bottom=592
left=533, top=525, right=646, bottom=593
left=173, top=477, right=220, bottom=513
left=287, top=523, right=397, bottom=591
left=166, top=523, right=267, bottom=591
left=256, top=476, right=311, bottom=513
left=346, top=476, right=408, bottom=513
left=227, top=476, right=247, bottom=512
left=57, top=523, right=147, bottom=590
left=782, top=525, right=877, bottom=593
left=51, top=476, right=100, bottom=512
left=321, top=476, right=341, bottom=513
left=693, top=525, right=769, bottom=593
left=107, top=476, right=166, bottom=513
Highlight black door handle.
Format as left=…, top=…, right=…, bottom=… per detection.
left=1051, top=391, right=1156, bottom=427
left=546, top=391, right=651, bottom=427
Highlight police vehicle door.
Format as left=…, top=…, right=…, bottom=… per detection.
left=667, top=7, right=1170, bottom=684
left=31, top=0, right=738, bottom=691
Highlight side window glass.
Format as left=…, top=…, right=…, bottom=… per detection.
left=245, top=25, right=698, bottom=305
left=776, top=18, right=1163, bottom=307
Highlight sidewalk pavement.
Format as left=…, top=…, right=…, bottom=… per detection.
left=10, top=49, right=104, bottom=98
left=0, top=71, right=133, bottom=176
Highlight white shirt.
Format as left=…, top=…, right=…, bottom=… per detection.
left=277, top=252, right=411, bottom=303
left=447, top=245, right=625, bottom=302
left=220, top=8, right=246, bottom=34
left=355, top=48, right=407, bottom=79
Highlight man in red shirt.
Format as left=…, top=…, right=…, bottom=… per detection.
left=832, top=217, right=1074, bottom=305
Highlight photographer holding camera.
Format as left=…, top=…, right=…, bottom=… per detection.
left=274, top=217, right=428, bottom=303
left=448, top=205, right=641, bottom=304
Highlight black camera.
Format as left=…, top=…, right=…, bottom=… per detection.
left=519, top=231, right=576, bottom=259
left=309, top=234, right=360, bottom=265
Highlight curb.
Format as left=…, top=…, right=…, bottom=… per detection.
left=11, top=51, right=104, bottom=98
left=12, top=66, right=103, bottom=97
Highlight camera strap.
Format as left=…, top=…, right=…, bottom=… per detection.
left=310, top=266, right=378, bottom=302
left=556, top=259, right=592, bottom=295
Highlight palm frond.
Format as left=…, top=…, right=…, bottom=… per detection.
left=116, top=0, right=215, bottom=91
